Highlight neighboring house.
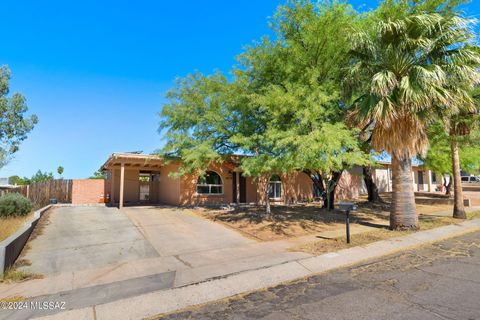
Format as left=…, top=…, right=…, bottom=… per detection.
left=373, top=161, right=440, bottom=193
left=100, top=152, right=439, bottom=208
left=0, top=177, right=19, bottom=196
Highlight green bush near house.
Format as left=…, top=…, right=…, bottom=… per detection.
left=0, top=193, right=33, bottom=217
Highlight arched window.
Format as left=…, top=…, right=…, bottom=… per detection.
left=268, top=174, right=282, bottom=199
left=197, top=171, right=223, bottom=195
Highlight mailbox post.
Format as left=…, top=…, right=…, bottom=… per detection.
left=336, top=202, right=357, bottom=244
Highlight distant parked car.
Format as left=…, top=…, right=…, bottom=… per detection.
left=461, top=176, right=480, bottom=183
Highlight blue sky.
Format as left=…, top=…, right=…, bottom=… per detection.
left=0, top=0, right=478, bottom=179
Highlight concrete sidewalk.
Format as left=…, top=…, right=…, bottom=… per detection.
left=24, top=219, right=480, bottom=320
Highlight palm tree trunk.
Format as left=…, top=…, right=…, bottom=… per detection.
left=450, top=139, right=466, bottom=219
left=363, top=165, right=382, bottom=202
left=390, top=154, right=418, bottom=230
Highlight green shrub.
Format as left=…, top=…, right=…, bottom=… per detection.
left=0, top=193, right=33, bottom=217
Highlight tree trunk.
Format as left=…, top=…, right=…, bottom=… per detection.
left=265, top=188, right=271, bottom=218
left=304, top=170, right=325, bottom=196
left=305, top=170, right=326, bottom=207
left=390, top=154, right=418, bottom=230
left=323, top=181, right=330, bottom=210
left=450, top=139, right=466, bottom=219
left=363, top=165, right=382, bottom=202
left=323, top=171, right=342, bottom=211
left=325, top=186, right=335, bottom=210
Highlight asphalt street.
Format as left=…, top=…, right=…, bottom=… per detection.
left=158, top=230, right=480, bottom=320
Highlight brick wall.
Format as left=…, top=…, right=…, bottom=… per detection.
left=71, top=179, right=106, bottom=204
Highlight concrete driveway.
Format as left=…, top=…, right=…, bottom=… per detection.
left=123, top=206, right=254, bottom=261
left=19, top=206, right=158, bottom=276
left=121, top=206, right=311, bottom=287
left=4, top=205, right=310, bottom=306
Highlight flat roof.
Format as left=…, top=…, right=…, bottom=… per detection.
left=101, top=152, right=166, bottom=170
left=101, top=152, right=244, bottom=172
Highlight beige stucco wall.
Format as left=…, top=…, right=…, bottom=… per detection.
left=179, top=163, right=233, bottom=206
left=255, top=172, right=314, bottom=205
left=158, top=163, right=181, bottom=205
left=149, top=179, right=160, bottom=203
left=282, top=172, right=314, bottom=203
left=335, top=169, right=363, bottom=201
left=125, top=169, right=140, bottom=203
left=245, top=176, right=258, bottom=203
left=374, top=168, right=391, bottom=192
left=111, top=168, right=141, bottom=203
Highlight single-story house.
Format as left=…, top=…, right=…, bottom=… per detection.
left=0, top=177, right=20, bottom=196
left=97, top=152, right=440, bottom=208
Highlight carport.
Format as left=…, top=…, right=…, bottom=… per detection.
left=102, top=152, right=165, bottom=209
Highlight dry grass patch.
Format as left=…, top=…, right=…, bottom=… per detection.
left=0, top=268, right=42, bottom=283
left=416, top=204, right=453, bottom=214
left=194, top=204, right=388, bottom=241
left=25, top=209, right=51, bottom=243
left=0, top=296, right=26, bottom=303
left=419, top=210, right=480, bottom=228
left=0, top=212, right=34, bottom=241
left=193, top=197, right=477, bottom=243
left=296, top=229, right=412, bottom=255
left=295, top=210, right=480, bottom=255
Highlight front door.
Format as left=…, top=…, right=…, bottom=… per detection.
left=239, top=174, right=246, bottom=203
left=232, top=172, right=237, bottom=203
left=139, top=183, right=150, bottom=202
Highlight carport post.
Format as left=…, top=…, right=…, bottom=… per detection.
left=119, top=163, right=125, bottom=209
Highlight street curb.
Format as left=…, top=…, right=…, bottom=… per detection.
left=35, top=219, right=480, bottom=320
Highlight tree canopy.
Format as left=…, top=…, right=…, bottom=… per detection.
left=8, top=175, right=29, bottom=186
left=30, top=170, right=54, bottom=183
left=346, top=0, right=479, bottom=227
left=160, top=0, right=368, bottom=181
left=90, top=170, right=106, bottom=179
left=424, top=118, right=480, bottom=176
left=0, top=66, right=38, bottom=168
left=159, top=0, right=479, bottom=220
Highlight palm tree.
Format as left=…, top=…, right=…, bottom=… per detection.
left=348, top=13, right=479, bottom=229
left=450, top=120, right=466, bottom=219
left=449, top=110, right=479, bottom=219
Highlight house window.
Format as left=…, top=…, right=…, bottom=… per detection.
left=197, top=171, right=223, bottom=195
left=268, top=174, right=282, bottom=199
